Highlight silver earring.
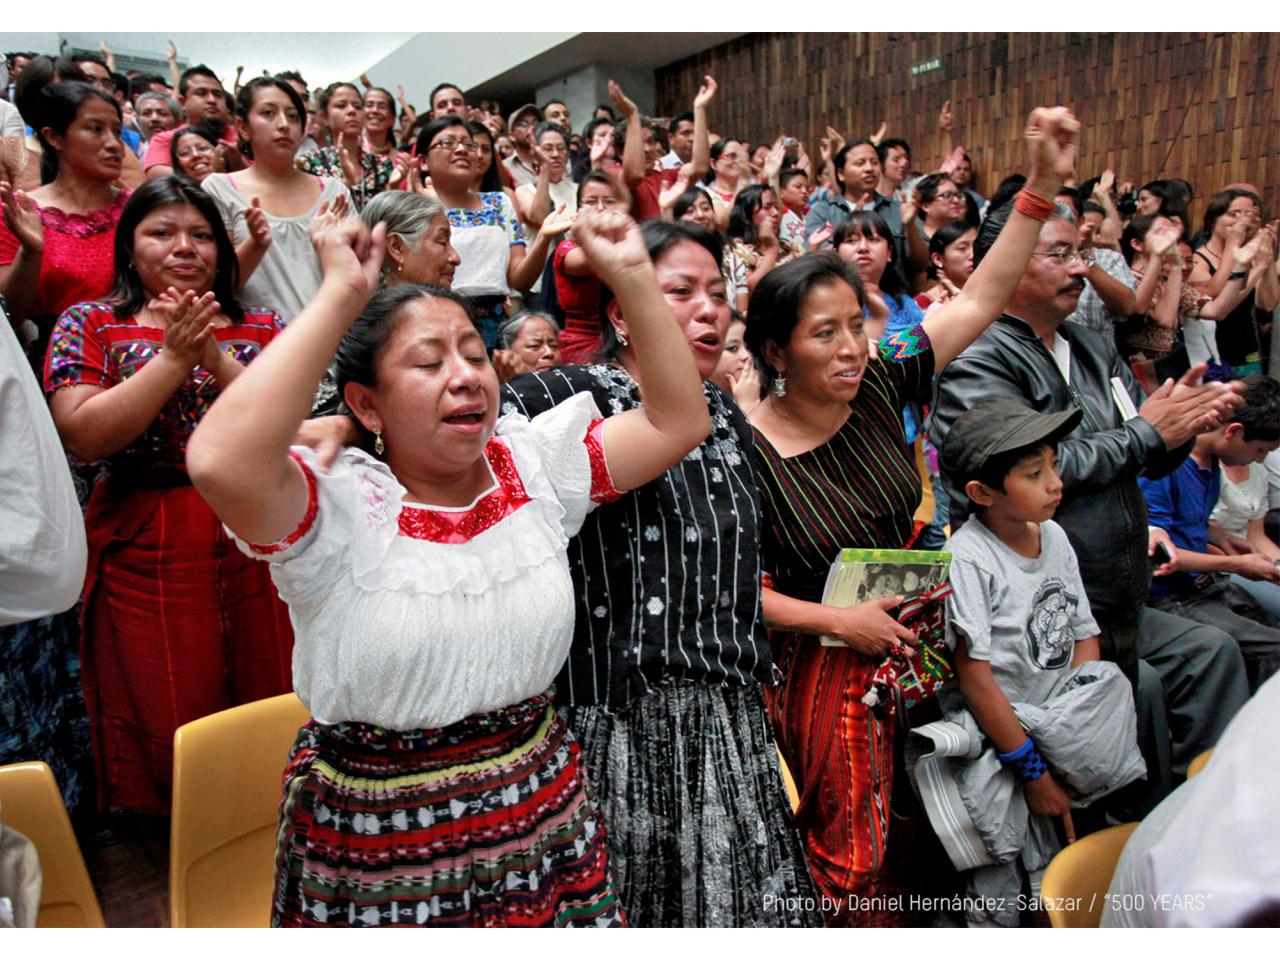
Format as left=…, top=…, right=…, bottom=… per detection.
left=615, top=328, right=629, bottom=347
left=772, top=376, right=787, bottom=398
left=374, top=429, right=385, bottom=456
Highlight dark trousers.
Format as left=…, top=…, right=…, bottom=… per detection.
left=1151, top=577, right=1280, bottom=692
left=1099, top=606, right=1250, bottom=815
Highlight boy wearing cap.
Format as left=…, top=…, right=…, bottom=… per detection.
left=937, top=398, right=1145, bottom=926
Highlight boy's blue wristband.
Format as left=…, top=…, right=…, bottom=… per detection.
left=998, top=738, right=1047, bottom=782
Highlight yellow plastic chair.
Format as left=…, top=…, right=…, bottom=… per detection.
left=1187, top=747, right=1214, bottom=780
left=170, top=692, right=310, bottom=927
left=1042, top=821, right=1140, bottom=928
left=775, top=745, right=800, bottom=814
left=0, top=761, right=105, bottom=927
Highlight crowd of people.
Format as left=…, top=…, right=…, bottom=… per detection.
left=2, top=42, right=1279, bottom=929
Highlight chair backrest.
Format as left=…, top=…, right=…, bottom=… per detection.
left=169, top=692, right=310, bottom=928
left=775, top=745, right=800, bottom=814
left=1042, top=821, right=1140, bottom=928
left=0, top=761, right=105, bottom=927
left=1187, top=747, right=1214, bottom=780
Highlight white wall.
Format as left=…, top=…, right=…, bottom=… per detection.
left=362, top=33, right=576, bottom=113
left=534, top=62, right=655, bottom=139
left=3, top=32, right=414, bottom=93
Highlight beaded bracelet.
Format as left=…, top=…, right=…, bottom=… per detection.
left=1013, top=188, right=1056, bottom=222
left=997, top=737, right=1048, bottom=783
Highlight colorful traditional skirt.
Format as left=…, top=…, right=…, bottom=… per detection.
left=767, top=634, right=905, bottom=927
left=564, top=679, right=823, bottom=927
left=273, top=691, right=625, bottom=927
left=81, top=479, right=295, bottom=813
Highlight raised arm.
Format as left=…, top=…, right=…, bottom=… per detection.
left=579, top=211, right=710, bottom=490
left=515, top=143, right=553, bottom=230
left=187, top=218, right=385, bottom=545
left=1250, top=223, right=1279, bottom=312
left=684, top=76, right=715, bottom=185
left=507, top=204, right=574, bottom=292
left=166, top=40, right=181, bottom=94
left=1198, top=233, right=1263, bottom=319
left=922, top=106, right=1079, bottom=368
left=611, top=80, right=645, bottom=188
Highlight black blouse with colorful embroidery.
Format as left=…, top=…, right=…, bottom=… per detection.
left=501, top=364, right=774, bottom=708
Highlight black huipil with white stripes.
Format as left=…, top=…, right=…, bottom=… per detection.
left=501, top=364, right=773, bottom=708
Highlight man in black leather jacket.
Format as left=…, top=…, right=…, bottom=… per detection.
left=927, top=201, right=1250, bottom=802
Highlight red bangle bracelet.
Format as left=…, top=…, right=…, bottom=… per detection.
left=1014, top=188, right=1055, bottom=221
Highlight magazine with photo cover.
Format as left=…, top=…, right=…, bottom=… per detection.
left=818, top=548, right=952, bottom=647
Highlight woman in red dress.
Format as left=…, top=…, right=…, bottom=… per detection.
left=45, top=177, right=295, bottom=813
left=554, top=171, right=631, bottom=363
left=1, top=82, right=130, bottom=365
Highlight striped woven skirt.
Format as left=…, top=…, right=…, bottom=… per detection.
left=564, top=679, right=823, bottom=927
left=272, top=690, right=624, bottom=927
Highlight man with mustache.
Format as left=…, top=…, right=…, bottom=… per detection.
left=928, top=199, right=1251, bottom=811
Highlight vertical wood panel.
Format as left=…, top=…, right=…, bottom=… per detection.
left=655, top=32, right=1275, bottom=226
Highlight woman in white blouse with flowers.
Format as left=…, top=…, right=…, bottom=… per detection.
left=186, top=209, right=709, bottom=927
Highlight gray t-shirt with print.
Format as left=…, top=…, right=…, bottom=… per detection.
left=943, top=516, right=1100, bottom=707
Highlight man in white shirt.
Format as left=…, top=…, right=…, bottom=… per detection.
left=660, top=112, right=694, bottom=169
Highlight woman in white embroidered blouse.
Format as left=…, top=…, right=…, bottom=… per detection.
left=185, top=209, right=710, bottom=927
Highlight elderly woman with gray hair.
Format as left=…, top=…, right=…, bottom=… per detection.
left=359, top=190, right=459, bottom=288
left=311, top=191, right=461, bottom=416
left=494, top=310, right=562, bottom=380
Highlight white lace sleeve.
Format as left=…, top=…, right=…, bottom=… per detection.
left=497, top=391, right=618, bottom=539
left=225, top=446, right=373, bottom=606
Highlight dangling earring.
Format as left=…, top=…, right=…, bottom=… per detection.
left=772, top=376, right=787, bottom=398
left=615, top=328, right=629, bottom=347
left=374, top=429, right=385, bottom=456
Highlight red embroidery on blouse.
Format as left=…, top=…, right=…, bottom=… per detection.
left=396, top=438, right=532, bottom=543
left=247, top=452, right=319, bottom=555
left=586, top=419, right=620, bottom=504
left=39, top=191, right=130, bottom=238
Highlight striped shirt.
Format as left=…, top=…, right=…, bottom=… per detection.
left=500, top=364, right=773, bottom=707
left=752, top=334, right=935, bottom=604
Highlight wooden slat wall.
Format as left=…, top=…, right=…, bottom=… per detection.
left=655, top=33, right=1278, bottom=227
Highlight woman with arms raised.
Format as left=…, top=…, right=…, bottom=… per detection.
left=744, top=107, right=1079, bottom=926
left=45, top=176, right=294, bottom=813
left=185, top=208, right=711, bottom=927
left=501, top=220, right=822, bottom=928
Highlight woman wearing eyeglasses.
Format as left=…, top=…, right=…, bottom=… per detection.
left=915, top=173, right=969, bottom=242
left=169, top=120, right=224, bottom=186
left=415, top=116, right=572, bottom=350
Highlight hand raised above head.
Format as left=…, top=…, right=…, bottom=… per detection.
left=1023, top=106, right=1081, bottom=185
left=693, top=75, right=717, bottom=111
left=312, top=216, right=386, bottom=304
left=607, top=79, right=637, bottom=119
left=937, top=99, right=954, bottom=132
